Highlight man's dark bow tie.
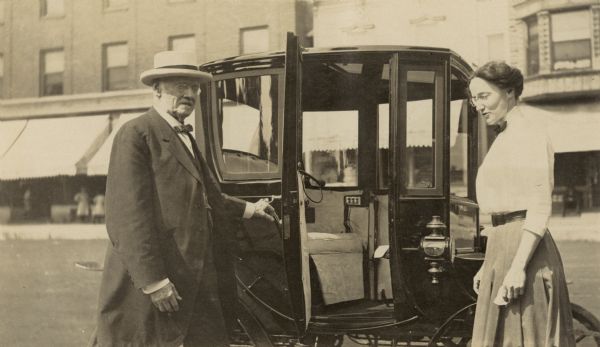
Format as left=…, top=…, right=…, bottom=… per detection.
left=174, top=124, right=193, bottom=134
left=494, top=121, right=507, bottom=134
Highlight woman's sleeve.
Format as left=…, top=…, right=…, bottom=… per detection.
left=522, top=132, right=554, bottom=237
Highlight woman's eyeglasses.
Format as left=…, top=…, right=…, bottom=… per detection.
left=469, top=93, right=491, bottom=107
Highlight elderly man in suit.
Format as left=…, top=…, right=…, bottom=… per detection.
left=91, top=51, right=273, bottom=347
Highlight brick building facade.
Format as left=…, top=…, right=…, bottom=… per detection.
left=0, top=0, right=312, bottom=222
left=0, top=0, right=312, bottom=99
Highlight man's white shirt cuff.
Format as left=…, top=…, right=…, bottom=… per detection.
left=142, top=278, right=170, bottom=294
left=243, top=202, right=256, bottom=219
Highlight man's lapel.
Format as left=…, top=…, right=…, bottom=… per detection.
left=148, top=108, right=203, bottom=183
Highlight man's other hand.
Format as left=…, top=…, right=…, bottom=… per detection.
left=253, top=198, right=275, bottom=222
left=149, top=282, right=182, bottom=313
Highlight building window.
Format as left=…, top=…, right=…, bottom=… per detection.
left=0, top=54, right=4, bottom=97
left=551, top=9, right=592, bottom=71
left=526, top=16, right=539, bottom=76
left=169, top=35, right=195, bottom=52
left=103, top=42, right=128, bottom=91
left=40, top=49, right=64, bottom=96
left=104, top=0, right=128, bottom=10
left=41, top=0, right=65, bottom=17
left=240, top=26, right=269, bottom=55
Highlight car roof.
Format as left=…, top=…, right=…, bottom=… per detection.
left=201, top=45, right=471, bottom=73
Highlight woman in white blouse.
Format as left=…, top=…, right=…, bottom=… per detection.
left=469, top=61, right=575, bottom=346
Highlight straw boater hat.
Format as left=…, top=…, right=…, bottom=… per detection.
left=140, top=50, right=212, bottom=86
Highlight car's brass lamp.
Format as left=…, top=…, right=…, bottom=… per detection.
left=420, top=215, right=449, bottom=284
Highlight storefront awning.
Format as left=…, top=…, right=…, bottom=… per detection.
left=525, top=103, right=600, bottom=153
left=0, top=120, right=28, bottom=157
left=0, top=115, right=109, bottom=180
left=86, top=113, right=143, bottom=175
left=87, top=111, right=199, bottom=175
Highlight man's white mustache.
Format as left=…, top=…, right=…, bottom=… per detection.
left=178, top=98, right=195, bottom=106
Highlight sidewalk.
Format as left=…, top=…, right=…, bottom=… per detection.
left=1, top=212, right=599, bottom=241
left=0, top=223, right=108, bottom=240
left=478, top=211, right=600, bottom=242
left=546, top=212, right=600, bottom=241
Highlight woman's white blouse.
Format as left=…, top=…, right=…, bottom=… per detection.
left=476, top=105, right=554, bottom=237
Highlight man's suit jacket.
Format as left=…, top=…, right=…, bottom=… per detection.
left=94, top=108, right=246, bottom=347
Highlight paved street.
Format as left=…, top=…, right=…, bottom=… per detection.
left=557, top=240, right=600, bottom=319
left=0, top=215, right=598, bottom=346
left=1, top=214, right=599, bottom=318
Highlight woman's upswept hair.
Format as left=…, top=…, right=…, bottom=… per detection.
left=470, top=61, right=524, bottom=99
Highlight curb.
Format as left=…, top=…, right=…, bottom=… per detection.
left=1, top=216, right=599, bottom=242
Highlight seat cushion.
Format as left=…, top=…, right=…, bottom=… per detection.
left=307, top=232, right=363, bottom=254
left=307, top=232, right=364, bottom=305
left=311, top=253, right=364, bottom=305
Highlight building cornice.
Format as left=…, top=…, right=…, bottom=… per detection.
left=522, top=70, right=600, bottom=102
left=512, top=0, right=599, bottom=19
left=0, top=89, right=152, bottom=121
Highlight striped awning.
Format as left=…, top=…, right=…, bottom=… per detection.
left=0, top=115, right=109, bottom=180
left=86, top=112, right=144, bottom=175
left=532, top=103, right=600, bottom=153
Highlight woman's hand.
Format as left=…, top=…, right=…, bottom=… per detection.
left=494, top=267, right=526, bottom=305
left=473, top=266, right=484, bottom=295
left=493, top=230, right=540, bottom=305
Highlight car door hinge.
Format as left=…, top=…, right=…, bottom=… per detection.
left=283, top=215, right=291, bottom=239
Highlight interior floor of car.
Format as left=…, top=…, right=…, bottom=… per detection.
left=312, top=297, right=393, bottom=318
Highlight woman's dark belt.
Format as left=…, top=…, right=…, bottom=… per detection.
left=491, top=210, right=527, bottom=227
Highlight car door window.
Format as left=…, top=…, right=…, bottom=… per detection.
left=212, top=72, right=282, bottom=179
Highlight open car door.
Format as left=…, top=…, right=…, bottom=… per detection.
left=200, top=32, right=308, bottom=345
left=281, top=32, right=312, bottom=333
